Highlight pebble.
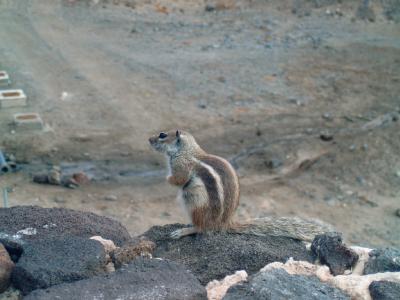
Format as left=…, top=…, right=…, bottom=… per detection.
left=349, top=144, right=356, bottom=151
left=54, top=196, right=66, bottom=204
left=320, top=132, right=334, bottom=141
left=104, top=195, right=118, bottom=202
left=322, top=113, right=333, bottom=120
left=395, top=171, right=400, bottom=178
left=396, top=209, right=400, bottom=218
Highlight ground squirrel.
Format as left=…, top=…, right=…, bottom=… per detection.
left=149, top=130, right=333, bottom=240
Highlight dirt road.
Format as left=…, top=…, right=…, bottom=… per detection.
left=0, top=0, right=399, bottom=247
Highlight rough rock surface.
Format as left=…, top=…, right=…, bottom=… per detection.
left=369, top=280, right=400, bottom=300
left=142, top=224, right=314, bottom=284
left=0, top=243, right=14, bottom=293
left=11, top=236, right=108, bottom=295
left=0, top=206, right=131, bottom=258
left=24, top=258, right=207, bottom=300
left=223, top=268, right=350, bottom=300
left=111, top=237, right=156, bottom=268
left=311, top=233, right=359, bottom=275
left=364, top=248, right=400, bottom=275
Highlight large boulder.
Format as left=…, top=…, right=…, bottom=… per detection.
left=223, top=268, right=350, bottom=300
left=369, top=280, right=400, bottom=300
left=364, top=248, right=400, bottom=275
left=11, top=236, right=108, bottom=295
left=24, top=258, right=207, bottom=300
left=0, top=243, right=14, bottom=293
left=311, top=233, right=359, bottom=275
left=0, top=206, right=131, bottom=258
left=142, top=224, right=314, bottom=285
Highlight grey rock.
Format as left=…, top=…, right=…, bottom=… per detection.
left=265, top=158, right=283, bottom=169
left=0, top=206, right=131, bottom=258
left=369, top=280, right=400, bottom=300
left=364, top=248, right=400, bottom=274
left=223, top=268, right=350, bottom=300
left=11, top=236, right=108, bottom=295
left=311, top=232, right=359, bottom=275
left=142, top=224, right=314, bottom=285
left=25, top=258, right=207, bottom=300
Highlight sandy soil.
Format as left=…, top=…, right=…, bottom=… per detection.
left=0, top=0, right=399, bottom=248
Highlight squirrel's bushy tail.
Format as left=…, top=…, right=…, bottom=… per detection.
left=229, top=216, right=335, bottom=242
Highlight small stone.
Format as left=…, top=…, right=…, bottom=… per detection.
left=90, top=236, right=117, bottom=254
left=395, top=171, right=400, bottom=178
left=0, top=243, right=14, bottom=293
left=320, top=132, right=334, bottom=142
left=72, top=172, right=90, bottom=185
left=322, top=113, right=333, bottom=120
left=395, top=209, right=400, bottom=218
left=104, top=195, right=118, bottom=201
left=362, top=144, right=368, bottom=151
left=53, top=196, right=66, bottom=204
left=205, top=4, right=215, bottom=12
left=349, top=144, right=356, bottom=151
left=311, top=233, right=359, bottom=276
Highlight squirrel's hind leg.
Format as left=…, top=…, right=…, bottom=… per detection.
left=170, top=227, right=198, bottom=239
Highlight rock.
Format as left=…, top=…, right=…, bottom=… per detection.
left=364, top=248, right=400, bottom=274
left=72, top=172, right=90, bottom=185
left=0, top=206, right=131, bottom=258
left=111, top=238, right=156, bottom=268
left=104, top=194, right=118, bottom=201
left=224, top=268, right=350, bottom=300
left=90, top=236, right=117, bottom=254
left=142, top=224, right=314, bottom=285
left=369, top=280, right=400, bottom=300
left=24, top=258, right=207, bottom=300
left=207, top=270, right=248, bottom=300
left=320, top=132, right=334, bottom=141
left=11, top=236, right=108, bottom=295
left=0, top=243, right=14, bottom=293
left=311, top=233, right=359, bottom=275
left=396, top=209, right=400, bottom=218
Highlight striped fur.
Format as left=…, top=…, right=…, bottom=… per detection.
left=180, top=156, right=239, bottom=231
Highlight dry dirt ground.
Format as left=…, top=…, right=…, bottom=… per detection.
left=0, top=0, right=399, bottom=248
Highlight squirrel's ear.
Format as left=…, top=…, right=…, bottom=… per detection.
left=176, top=130, right=181, bottom=138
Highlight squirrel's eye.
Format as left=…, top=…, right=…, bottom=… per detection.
left=159, top=132, right=168, bottom=139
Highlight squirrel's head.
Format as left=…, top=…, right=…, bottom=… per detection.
left=149, top=130, right=201, bottom=156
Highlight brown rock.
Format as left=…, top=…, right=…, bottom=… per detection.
left=72, top=172, right=90, bottom=185
left=0, top=243, right=14, bottom=293
left=111, top=238, right=155, bottom=269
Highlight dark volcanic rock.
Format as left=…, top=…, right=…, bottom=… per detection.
left=369, top=281, right=400, bottom=300
left=223, top=268, right=350, bottom=300
left=0, top=206, right=130, bottom=257
left=311, top=232, right=359, bottom=275
left=364, top=248, right=400, bottom=274
left=24, top=258, right=207, bottom=300
left=12, top=236, right=108, bottom=295
left=142, top=224, right=314, bottom=285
